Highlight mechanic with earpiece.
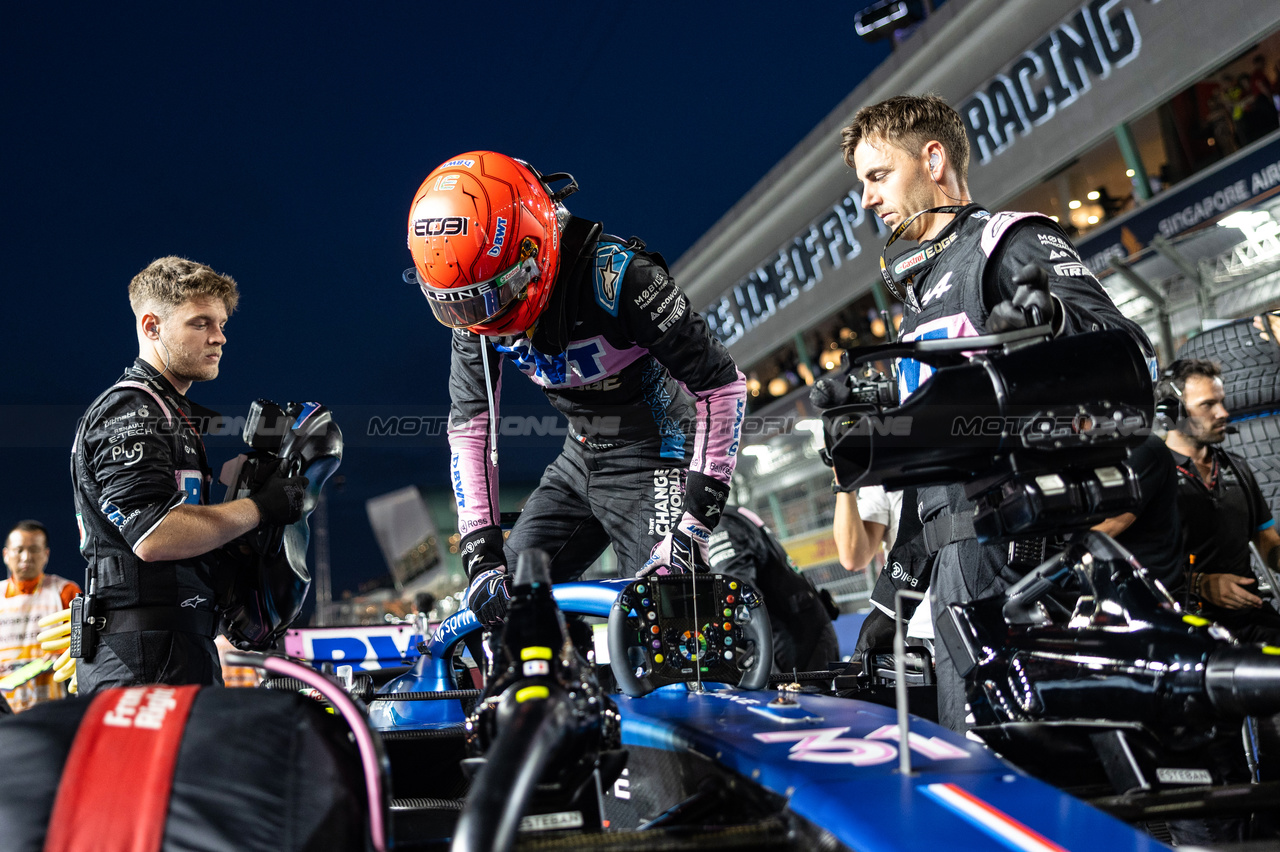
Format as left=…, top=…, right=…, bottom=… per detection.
left=69, top=257, right=309, bottom=692
left=1160, top=358, right=1280, bottom=640
left=831, top=95, right=1156, bottom=733
left=406, top=153, right=746, bottom=634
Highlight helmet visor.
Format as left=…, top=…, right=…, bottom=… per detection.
left=407, top=255, right=541, bottom=329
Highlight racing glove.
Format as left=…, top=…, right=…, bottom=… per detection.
left=250, top=465, right=310, bottom=527
left=987, top=263, right=1062, bottom=334
left=460, top=525, right=511, bottom=629
left=467, top=569, right=513, bottom=630
left=640, top=513, right=712, bottom=577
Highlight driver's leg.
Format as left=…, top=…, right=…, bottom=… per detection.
left=587, top=441, right=684, bottom=577
left=504, top=447, right=612, bottom=584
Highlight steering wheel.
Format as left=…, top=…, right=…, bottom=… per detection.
left=607, top=574, right=772, bottom=697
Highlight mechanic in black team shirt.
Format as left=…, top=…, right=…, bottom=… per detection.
left=708, top=505, right=840, bottom=673
left=405, top=152, right=745, bottom=630
left=1091, top=432, right=1183, bottom=589
left=71, top=257, right=308, bottom=692
left=1160, top=359, right=1280, bottom=641
left=840, top=95, right=1155, bottom=732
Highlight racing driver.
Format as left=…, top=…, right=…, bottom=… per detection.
left=840, top=95, right=1154, bottom=731
left=406, top=152, right=746, bottom=630
left=71, top=256, right=308, bottom=692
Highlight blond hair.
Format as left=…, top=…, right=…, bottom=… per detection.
left=128, top=256, right=239, bottom=319
left=841, top=94, right=971, bottom=187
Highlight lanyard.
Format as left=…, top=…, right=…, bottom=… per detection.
left=878, top=204, right=977, bottom=310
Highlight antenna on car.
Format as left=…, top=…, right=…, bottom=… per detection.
left=894, top=588, right=927, bottom=775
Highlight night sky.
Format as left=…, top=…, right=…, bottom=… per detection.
left=2, top=3, right=890, bottom=594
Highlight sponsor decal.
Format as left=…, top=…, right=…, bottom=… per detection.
left=487, top=216, right=507, bottom=257
left=413, top=216, right=468, bottom=237
left=288, top=625, right=426, bottom=669
left=450, top=454, right=466, bottom=507
left=919, top=271, right=954, bottom=308
left=890, top=561, right=920, bottom=587
left=1048, top=249, right=1072, bottom=259
left=433, top=174, right=459, bottom=191
left=1053, top=262, right=1093, bottom=277
left=656, top=298, right=686, bottom=333
left=100, top=498, right=141, bottom=529
left=633, top=274, right=667, bottom=308
left=648, top=469, right=684, bottom=536
left=180, top=595, right=206, bottom=609
left=593, top=244, right=632, bottom=315
left=110, top=441, right=145, bottom=466
left=104, top=687, right=180, bottom=730
left=1037, top=232, right=1072, bottom=251
left=177, top=471, right=203, bottom=504
left=442, top=158, right=475, bottom=168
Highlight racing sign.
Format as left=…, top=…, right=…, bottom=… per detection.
left=284, top=624, right=425, bottom=671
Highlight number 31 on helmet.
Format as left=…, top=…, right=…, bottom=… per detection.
left=406, top=151, right=575, bottom=336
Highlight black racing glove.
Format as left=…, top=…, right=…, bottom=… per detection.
left=809, top=376, right=852, bottom=410
left=987, top=263, right=1060, bottom=334
left=467, top=569, right=513, bottom=631
left=460, top=525, right=510, bottom=629
left=250, top=468, right=309, bottom=526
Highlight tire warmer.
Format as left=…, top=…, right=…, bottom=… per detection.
left=42, top=685, right=200, bottom=852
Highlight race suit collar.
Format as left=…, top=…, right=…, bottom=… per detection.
left=528, top=216, right=602, bottom=356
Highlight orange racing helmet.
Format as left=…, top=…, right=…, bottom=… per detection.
left=406, top=151, right=574, bottom=336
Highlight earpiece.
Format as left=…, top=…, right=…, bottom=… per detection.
left=148, top=324, right=160, bottom=339
left=929, top=152, right=941, bottom=175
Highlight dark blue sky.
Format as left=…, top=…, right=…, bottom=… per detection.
left=1, top=3, right=889, bottom=593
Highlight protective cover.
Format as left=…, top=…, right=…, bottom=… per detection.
left=0, top=687, right=367, bottom=852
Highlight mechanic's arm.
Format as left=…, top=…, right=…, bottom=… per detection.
left=1256, top=525, right=1280, bottom=572
left=985, top=219, right=1155, bottom=359
left=133, top=500, right=263, bottom=562
left=833, top=492, right=887, bottom=571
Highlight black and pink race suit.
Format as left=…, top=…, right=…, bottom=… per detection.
left=447, top=217, right=746, bottom=581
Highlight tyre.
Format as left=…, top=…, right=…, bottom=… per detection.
left=1177, top=319, right=1280, bottom=416
left=1224, top=412, right=1280, bottom=522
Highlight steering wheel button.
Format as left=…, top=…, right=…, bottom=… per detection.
left=636, top=584, right=645, bottom=594
left=654, top=653, right=664, bottom=664
left=642, top=598, right=651, bottom=607
left=729, top=581, right=738, bottom=590
left=651, top=639, right=661, bottom=649
left=650, top=625, right=660, bottom=634
left=723, top=608, right=732, bottom=617
left=724, top=637, right=733, bottom=646
left=723, top=622, right=732, bottom=631
left=646, top=611, right=656, bottom=621
left=726, top=594, right=735, bottom=604
left=724, top=651, right=733, bottom=661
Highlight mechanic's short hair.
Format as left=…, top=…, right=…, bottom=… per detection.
left=841, top=94, right=971, bottom=187
left=1158, top=358, right=1222, bottom=398
left=6, top=520, right=48, bottom=546
left=128, top=256, right=239, bottom=319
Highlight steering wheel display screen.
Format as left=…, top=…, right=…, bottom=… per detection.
left=617, top=574, right=762, bottom=687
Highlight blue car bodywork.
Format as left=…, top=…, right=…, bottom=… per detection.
left=370, top=579, right=1164, bottom=851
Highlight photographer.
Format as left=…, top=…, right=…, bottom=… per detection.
left=839, top=95, right=1154, bottom=731
left=71, top=257, right=308, bottom=692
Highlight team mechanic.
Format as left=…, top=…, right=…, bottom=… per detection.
left=405, top=152, right=746, bottom=629
left=840, top=95, right=1155, bottom=732
left=71, top=257, right=308, bottom=692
